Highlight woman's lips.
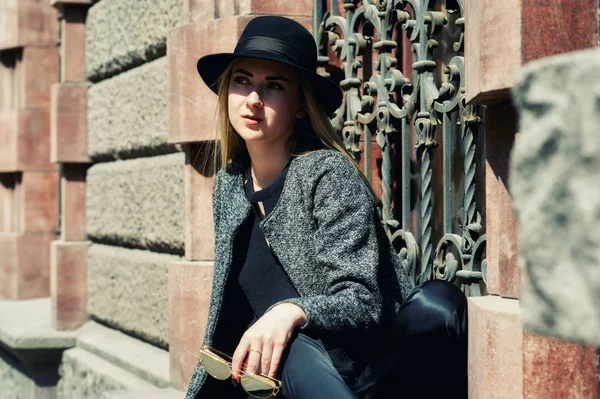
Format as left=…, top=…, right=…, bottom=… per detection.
left=242, top=115, right=263, bottom=125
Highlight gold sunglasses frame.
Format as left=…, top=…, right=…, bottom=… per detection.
left=199, top=345, right=282, bottom=398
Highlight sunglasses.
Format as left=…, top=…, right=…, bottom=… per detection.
left=199, top=345, right=281, bottom=398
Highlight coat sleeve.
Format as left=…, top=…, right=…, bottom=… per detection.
left=268, top=153, right=390, bottom=335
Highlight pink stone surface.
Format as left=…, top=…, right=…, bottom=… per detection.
left=184, top=144, right=215, bottom=261
left=0, top=234, right=19, bottom=298
left=50, top=240, right=88, bottom=330
left=0, top=111, right=18, bottom=172
left=167, top=16, right=311, bottom=144
left=523, top=333, right=598, bottom=399
left=183, top=0, right=214, bottom=24
left=0, top=1, right=58, bottom=50
left=17, top=108, right=55, bottom=171
left=168, top=261, right=214, bottom=390
left=468, top=295, right=523, bottom=399
left=20, top=46, right=58, bottom=108
left=184, top=0, right=312, bottom=22
left=61, top=164, right=87, bottom=241
left=50, top=82, right=89, bottom=163
left=484, top=103, right=519, bottom=299
left=21, top=170, right=58, bottom=233
left=465, top=0, right=598, bottom=104
left=0, top=232, right=55, bottom=299
left=60, top=6, right=87, bottom=82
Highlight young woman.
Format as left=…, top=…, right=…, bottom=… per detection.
left=186, top=16, right=468, bottom=399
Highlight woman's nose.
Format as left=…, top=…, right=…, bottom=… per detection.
left=246, top=90, right=263, bottom=108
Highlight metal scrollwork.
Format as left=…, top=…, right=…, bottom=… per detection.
left=315, top=0, right=487, bottom=296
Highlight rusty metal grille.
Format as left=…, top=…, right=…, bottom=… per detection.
left=314, top=0, right=486, bottom=296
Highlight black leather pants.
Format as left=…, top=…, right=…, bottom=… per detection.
left=271, top=280, right=468, bottom=399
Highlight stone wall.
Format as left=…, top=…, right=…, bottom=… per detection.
left=83, top=0, right=186, bottom=355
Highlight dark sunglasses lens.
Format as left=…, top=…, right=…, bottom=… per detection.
left=200, top=351, right=231, bottom=380
left=241, top=374, right=278, bottom=398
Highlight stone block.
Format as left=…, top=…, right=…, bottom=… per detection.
left=0, top=232, right=55, bottom=299
left=85, top=0, right=184, bottom=81
left=484, top=103, right=518, bottom=298
left=184, top=0, right=312, bottom=23
left=17, top=107, right=54, bottom=171
left=57, top=347, right=156, bottom=399
left=183, top=0, right=214, bottom=23
left=0, top=174, right=19, bottom=232
left=61, top=164, right=87, bottom=241
left=60, top=6, right=88, bottom=82
left=86, top=153, right=184, bottom=253
left=18, top=46, right=58, bottom=108
left=184, top=144, right=215, bottom=261
left=51, top=82, right=89, bottom=163
left=168, top=261, right=213, bottom=390
left=50, top=240, right=88, bottom=330
left=523, top=333, right=598, bottom=398
left=511, top=48, right=600, bottom=346
left=88, top=56, right=178, bottom=161
left=465, top=0, right=598, bottom=104
left=167, top=16, right=311, bottom=144
left=0, top=112, right=18, bottom=172
left=21, top=170, right=58, bottom=233
left=468, top=295, right=522, bottom=399
left=0, top=0, right=58, bottom=50
left=87, top=244, right=181, bottom=347
left=236, top=0, right=312, bottom=17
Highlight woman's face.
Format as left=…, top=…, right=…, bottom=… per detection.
left=228, top=58, right=305, bottom=146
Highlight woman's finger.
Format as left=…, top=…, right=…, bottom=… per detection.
left=245, top=348, right=262, bottom=376
left=231, top=340, right=250, bottom=383
left=260, top=343, right=274, bottom=376
left=268, top=341, right=285, bottom=379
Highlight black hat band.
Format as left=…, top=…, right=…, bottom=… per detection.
left=235, top=36, right=315, bottom=71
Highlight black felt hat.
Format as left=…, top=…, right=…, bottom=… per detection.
left=196, top=16, right=343, bottom=115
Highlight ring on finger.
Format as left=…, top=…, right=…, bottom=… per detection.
left=250, top=349, right=262, bottom=355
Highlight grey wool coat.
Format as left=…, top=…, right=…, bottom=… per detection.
left=185, top=148, right=413, bottom=399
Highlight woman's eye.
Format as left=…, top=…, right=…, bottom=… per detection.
left=268, top=82, right=284, bottom=90
left=233, top=76, right=250, bottom=85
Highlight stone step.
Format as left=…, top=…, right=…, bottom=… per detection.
left=59, top=347, right=157, bottom=399
left=100, top=388, right=184, bottom=399
left=76, top=321, right=170, bottom=388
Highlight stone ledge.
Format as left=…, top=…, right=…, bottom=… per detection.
left=0, top=297, right=80, bottom=351
left=77, top=321, right=169, bottom=388
left=57, top=346, right=157, bottom=398
left=100, top=388, right=184, bottom=399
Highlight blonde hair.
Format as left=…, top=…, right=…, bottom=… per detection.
left=210, top=60, right=376, bottom=198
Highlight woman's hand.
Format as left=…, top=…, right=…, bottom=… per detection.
left=231, top=303, right=307, bottom=383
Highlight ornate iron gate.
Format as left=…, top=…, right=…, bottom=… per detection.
left=313, top=0, right=487, bottom=296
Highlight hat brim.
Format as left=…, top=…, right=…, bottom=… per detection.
left=196, top=52, right=343, bottom=115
